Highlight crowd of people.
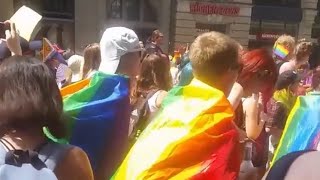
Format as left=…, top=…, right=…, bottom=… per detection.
left=0, top=18, right=320, bottom=180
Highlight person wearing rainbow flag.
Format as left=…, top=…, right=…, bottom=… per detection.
left=112, top=32, right=242, bottom=180
left=61, top=27, right=144, bottom=180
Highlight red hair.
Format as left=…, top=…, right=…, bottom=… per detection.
left=238, top=49, right=277, bottom=110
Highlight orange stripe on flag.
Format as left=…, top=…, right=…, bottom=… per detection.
left=61, top=78, right=90, bottom=97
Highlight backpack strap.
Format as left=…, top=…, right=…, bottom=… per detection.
left=0, top=140, right=72, bottom=171
left=37, top=142, right=73, bottom=171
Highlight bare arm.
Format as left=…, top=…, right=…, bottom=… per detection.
left=227, top=82, right=244, bottom=110
left=243, top=93, right=266, bottom=140
left=4, top=21, right=22, bottom=56
left=155, top=90, right=168, bottom=108
left=55, top=147, right=94, bottom=180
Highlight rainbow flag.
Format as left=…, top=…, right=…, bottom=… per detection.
left=273, top=43, right=289, bottom=60
left=61, top=72, right=130, bottom=171
left=272, top=92, right=320, bottom=165
left=112, top=79, right=240, bottom=180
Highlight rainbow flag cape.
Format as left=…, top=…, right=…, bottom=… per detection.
left=272, top=92, right=320, bottom=165
left=112, top=79, right=240, bottom=180
left=273, top=43, right=289, bottom=60
left=61, top=72, right=130, bottom=170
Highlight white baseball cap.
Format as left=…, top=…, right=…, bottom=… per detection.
left=99, top=27, right=143, bottom=74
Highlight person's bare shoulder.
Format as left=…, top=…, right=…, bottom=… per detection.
left=156, top=90, right=168, bottom=108
left=55, top=146, right=94, bottom=180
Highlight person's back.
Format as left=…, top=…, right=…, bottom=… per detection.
left=0, top=56, right=93, bottom=180
left=113, top=32, right=242, bottom=180
left=130, top=54, right=172, bottom=142
left=85, top=27, right=142, bottom=180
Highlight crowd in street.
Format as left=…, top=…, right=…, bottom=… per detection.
left=0, top=18, right=320, bottom=180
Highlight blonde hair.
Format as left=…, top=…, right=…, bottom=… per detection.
left=275, top=35, right=296, bottom=48
left=189, top=31, right=239, bottom=81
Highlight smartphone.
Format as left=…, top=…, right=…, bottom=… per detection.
left=0, top=22, right=10, bottom=39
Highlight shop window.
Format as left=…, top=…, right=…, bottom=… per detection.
left=250, top=20, right=298, bottom=37
left=253, top=0, right=301, bottom=8
left=285, top=23, right=298, bottom=36
left=195, top=23, right=227, bottom=34
left=249, top=21, right=261, bottom=35
left=261, top=21, right=286, bottom=34
left=249, top=20, right=299, bottom=49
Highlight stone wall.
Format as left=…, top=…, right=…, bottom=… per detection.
left=0, top=0, right=14, bottom=21
left=299, top=0, right=318, bottom=41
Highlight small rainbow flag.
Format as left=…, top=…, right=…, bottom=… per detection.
left=273, top=44, right=289, bottom=60
left=272, top=92, right=320, bottom=165
left=112, top=79, right=241, bottom=180
left=61, top=72, right=130, bottom=171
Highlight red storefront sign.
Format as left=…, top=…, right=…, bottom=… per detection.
left=190, top=2, right=240, bottom=16
left=257, top=33, right=281, bottom=40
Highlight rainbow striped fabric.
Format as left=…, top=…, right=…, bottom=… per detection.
left=272, top=92, right=320, bottom=165
left=273, top=44, right=289, bottom=60
left=61, top=72, right=130, bottom=170
left=112, top=79, right=240, bottom=180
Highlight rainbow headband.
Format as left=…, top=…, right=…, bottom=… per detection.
left=273, top=43, right=289, bottom=60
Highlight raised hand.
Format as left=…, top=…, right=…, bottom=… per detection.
left=4, top=20, right=22, bottom=56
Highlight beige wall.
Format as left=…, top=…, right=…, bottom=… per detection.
left=74, top=0, right=102, bottom=54
left=0, top=0, right=14, bottom=21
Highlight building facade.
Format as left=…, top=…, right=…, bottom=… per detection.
left=0, top=0, right=172, bottom=54
left=0, top=0, right=319, bottom=54
left=173, top=0, right=319, bottom=50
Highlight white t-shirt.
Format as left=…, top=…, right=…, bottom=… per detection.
left=129, top=90, right=162, bottom=136
left=279, top=61, right=295, bottom=75
left=147, top=90, right=162, bottom=117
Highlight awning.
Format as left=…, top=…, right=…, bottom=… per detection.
left=252, top=6, right=303, bottom=22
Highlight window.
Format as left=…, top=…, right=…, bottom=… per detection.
left=126, top=0, right=140, bottom=21
left=253, top=0, right=301, bottom=8
left=249, top=21, right=260, bottom=35
left=42, top=0, right=74, bottom=19
left=195, top=23, right=227, bottom=35
left=108, top=0, right=158, bottom=23
left=110, top=0, right=122, bottom=19
left=249, top=20, right=298, bottom=37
